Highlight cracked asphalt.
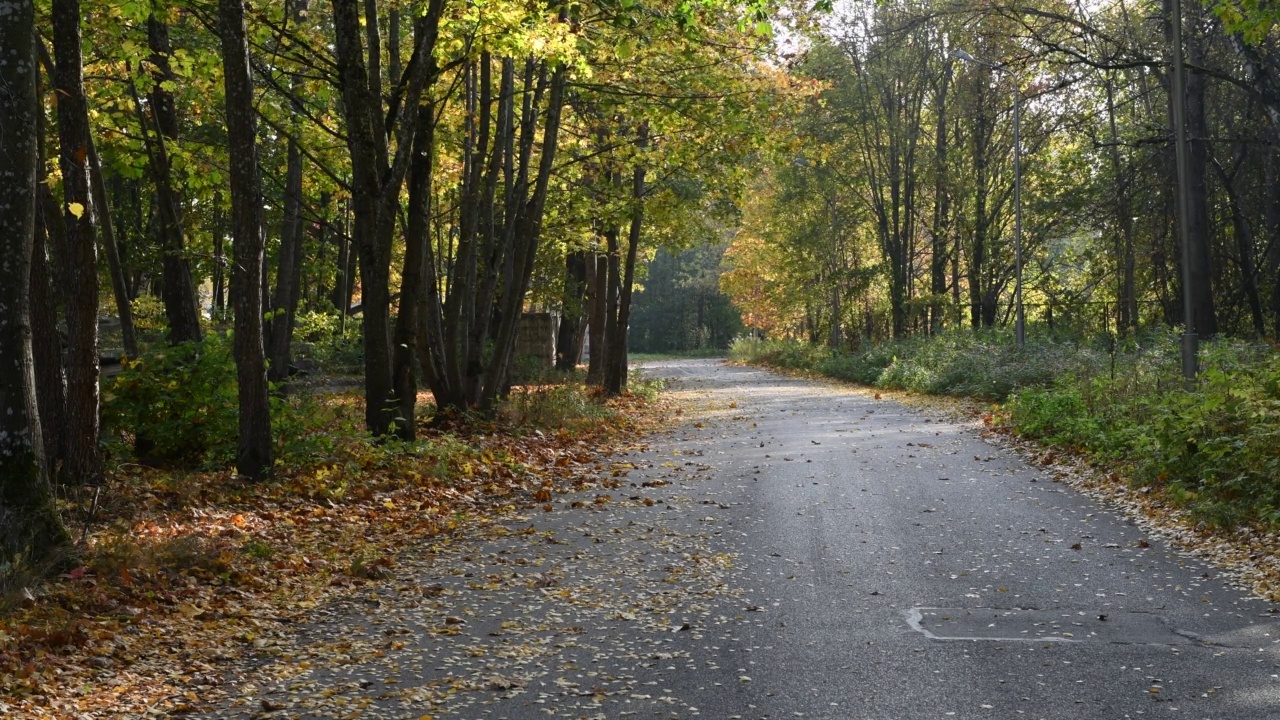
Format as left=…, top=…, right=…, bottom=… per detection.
left=200, top=359, right=1280, bottom=720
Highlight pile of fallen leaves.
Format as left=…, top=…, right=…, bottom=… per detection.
left=0, top=385, right=668, bottom=719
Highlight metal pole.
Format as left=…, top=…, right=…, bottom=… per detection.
left=1170, top=0, right=1197, bottom=386
left=1013, top=79, right=1025, bottom=347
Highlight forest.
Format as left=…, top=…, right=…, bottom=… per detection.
left=724, top=1, right=1280, bottom=347
left=0, top=0, right=788, bottom=587
left=2, top=0, right=1280, bottom=710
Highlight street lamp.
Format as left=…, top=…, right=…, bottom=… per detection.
left=1168, top=0, right=1198, bottom=386
left=952, top=48, right=1025, bottom=347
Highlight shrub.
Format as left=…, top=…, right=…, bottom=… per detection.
left=104, top=333, right=239, bottom=468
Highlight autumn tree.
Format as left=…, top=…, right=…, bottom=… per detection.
left=0, top=0, right=74, bottom=584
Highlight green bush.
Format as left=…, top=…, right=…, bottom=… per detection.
left=104, top=333, right=240, bottom=468
left=294, top=310, right=363, bottom=373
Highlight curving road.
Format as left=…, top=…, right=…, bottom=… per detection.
left=203, top=359, right=1280, bottom=720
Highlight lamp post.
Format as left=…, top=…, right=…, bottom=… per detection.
left=952, top=48, right=1025, bottom=347
left=1168, top=0, right=1198, bottom=386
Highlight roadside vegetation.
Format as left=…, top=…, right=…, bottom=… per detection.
left=732, top=331, right=1280, bottom=532
left=3, top=338, right=665, bottom=716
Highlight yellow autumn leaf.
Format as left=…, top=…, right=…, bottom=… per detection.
left=67, top=202, right=85, bottom=219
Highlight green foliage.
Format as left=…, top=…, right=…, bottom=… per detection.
left=731, top=331, right=1094, bottom=400
left=104, top=331, right=345, bottom=471
left=1005, top=333, right=1280, bottom=530
left=294, top=310, right=363, bottom=374
left=630, top=245, right=743, bottom=353
left=503, top=383, right=613, bottom=432
left=104, top=333, right=240, bottom=468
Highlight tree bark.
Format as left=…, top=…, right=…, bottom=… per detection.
left=1, top=0, right=74, bottom=581
left=555, top=249, right=589, bottom=371
left=144, top=11, right=203, bottom=344
left=604, top=127, right=648, bottom=396
left=930, top=60, right=951, bottom=335
left=586, top=252, right=607, bottom=385
left=331, top=0, right=435, bottom=434
left=87, top=136, right=139, bottom=357
left=51, top=0, right=103, bottom=486
left=219, top=0, right=274, bottom=480
left=266, top=0, right=311, bottom=385
left=392, top=102, right=436, bottom=440
left=32, top=189, right=68, bottom=480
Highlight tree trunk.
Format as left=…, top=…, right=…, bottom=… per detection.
left=1, top=0, right=74, bottom=581
left=331, top=0, right=436, bottom=433
left=604, top=141, right=648, bottom=397
left=267, top=137, right=305, bottom=384
left=87, top=136, right=139, bottom=357
left=32, top=190, right=68, bottom=480
left=586, top=252, right=607, bottom=385
left=555, top=249, right=589, bottom=371
left=930, top=61, right=951, bottom=335
left=51, top=0, right=103, bottom=486
left=30, top=68, right=68, bottom=477
left=601, top=228, right=621, bottom=390
left=266, top=0, right=311, bottom=385
left=1212, top=153, right=1266, bottom=337
left=219, top=0, right=274, bottom=480
left=1169, top=1, right=1218, bottom=337
left=144, top=12, right=203, bottom=344
left=392, top=102, right=436, bottom=440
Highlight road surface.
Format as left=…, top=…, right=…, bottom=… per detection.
left=202, top=359, right=1280, bottom=720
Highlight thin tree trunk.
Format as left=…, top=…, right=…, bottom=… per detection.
left=86, top=136, right=139, bottom=357
left=51, top=0, right=103, bottom=486
left=266, top=0, right=311, bottom=385
left=219, top=0, right=273, bottom=479
left=586, top=252, right=607, bottom=385
left=605, top=128, right=648, bottom=396
left=930, top=60, right=951, bottom=335
left=1212, top=154, right=1265, bottom=337
left=142, top=12, right=203, bottom=343
left=32, top=190, right=68, bottom=479
left=555, top=249, right=589, bottom=371
left=392, top=102, right=436, bottom=440
left=0, top=0, right=73, bottom=580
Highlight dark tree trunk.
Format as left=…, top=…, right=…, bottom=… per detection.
left=1212, top=153, right=1266, bottom=337
left=30, top=69, right=68, bottom=477
left=143, top=12, right=203, bottom=344
left=219, top=0, right=274, bottom=480
left=331, top=0, right=436, bottom=434
left=267, top=138, right=305, bottom=384
left=930, top=61, right=951, bottom=335
left=586, top=253, right=607, bottom=385
left=1, top=0, right=73, bottom=582
left=266, top=0, right=311, bottom=385
left=212, top=198, right=227, bottom=318
left=32, top=190, right=68, bottom=479
left=1267, top=151, right=1280, bottom=339
left=604, top=128, right=648, bottom=396
left=555, top=249, right=589, bottom=372
left=51, top=0, right=103, bottom=486
left=392, top=102, right=436, bottom=440
left=1105, top=76, right=1138, bottom=337
left=601, top=227, right=621, bottom=390
left=87, top=136, right=139, bottom=357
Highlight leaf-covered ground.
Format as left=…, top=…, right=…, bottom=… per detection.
left=0, top=387, right=665, bottom=719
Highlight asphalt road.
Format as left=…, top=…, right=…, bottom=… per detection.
left=204, top=359, right=1280, bottom=720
